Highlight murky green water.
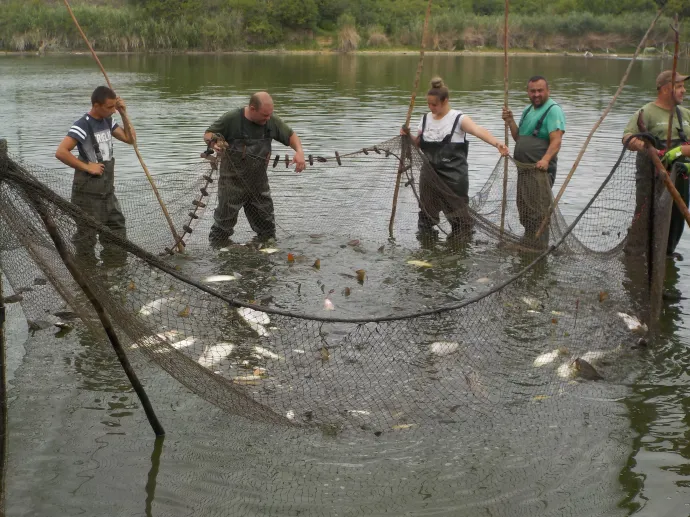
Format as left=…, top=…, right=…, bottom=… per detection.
left=1, top=53, right=690, bottom=516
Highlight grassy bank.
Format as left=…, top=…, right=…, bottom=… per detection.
left=0, top=2, right=687, bottom=54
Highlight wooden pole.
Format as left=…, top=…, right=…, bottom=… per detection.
left=62, top=0, right=183, bottom=252
left=29, top=195, right=165, bottom=437
left=389, top=0, right=433, bottom=238
left=0, top=139, right=8, bottom=517
left=499, top=0, right=510, bottom=236
left=534, top=8, right=664, bottom=238
left=665, top=15, right=680, bottom=151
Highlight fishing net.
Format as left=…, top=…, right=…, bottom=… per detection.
left=0, top=136, right=675, bottom=433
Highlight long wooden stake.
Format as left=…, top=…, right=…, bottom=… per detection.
left=30, top=195, right=165, bottom=437
left=534, top=8, right=664, bottom=238
left=666, top=15, right=680, bottom=151
left=0, top=139, right=8, bottom=517
left=389, top=0, right=433, bottom=238
left=499, top=0, right=510, bottom=236
left=62, top=0, right=183, bottom=252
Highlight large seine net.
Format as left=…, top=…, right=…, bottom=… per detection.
left=0, top=136, right=673, bottom=433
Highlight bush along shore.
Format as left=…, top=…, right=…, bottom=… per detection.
left=1, top=1, right=689, bottom=54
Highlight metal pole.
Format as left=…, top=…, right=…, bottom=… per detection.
left=28, top=194, right=165, bottom=437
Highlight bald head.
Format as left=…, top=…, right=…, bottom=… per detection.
left=247, top=91, right=274, bottom=125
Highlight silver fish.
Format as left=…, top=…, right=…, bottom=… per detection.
left=198, top=342, right=235, bottom=368
left=430, top=341, right=460, bottom=356
left=253, top=346, right=281, bottom=361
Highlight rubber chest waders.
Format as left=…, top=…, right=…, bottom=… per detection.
left=418, top=113, right=472, bottom=235
left=70, top=117, right=126, bottom=266
left=513, top=104, right=559, bottom=238
left=210, top=109, right=276, bottom=243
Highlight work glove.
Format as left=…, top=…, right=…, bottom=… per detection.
left=661, top=146, right=685, bottom=167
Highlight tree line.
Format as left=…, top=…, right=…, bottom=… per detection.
left=1, top=0, right=688, bottom=52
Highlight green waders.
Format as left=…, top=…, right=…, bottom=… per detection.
left=418, top=113, right=472, bottom=239
left=513, top=104, right=557, bottom=242
left=209, top=119, right=275, bottom=246
left=70, top=159, right=127, bottom=267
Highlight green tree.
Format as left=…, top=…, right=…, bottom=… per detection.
left=274, top=0, right=318, bottom=28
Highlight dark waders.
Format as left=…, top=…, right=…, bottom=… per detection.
left=513, top=104, right=557, bottom=242
left=71, top=123, right=126, bottom=268
left=418, top=114, right=472, bottom=238
left=210, top=111, right=275, bottom=245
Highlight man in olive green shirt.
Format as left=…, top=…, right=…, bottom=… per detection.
left=204, top=91, right=306, bottom=246
left=622, top=69, right=690, bottom=258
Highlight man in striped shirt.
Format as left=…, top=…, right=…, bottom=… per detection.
left=55, top=86, right=135, bottom=267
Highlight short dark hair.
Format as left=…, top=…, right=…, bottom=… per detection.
left=527, top=75, right=549, bottom=87
left=91, top=86, right=116, bottom=106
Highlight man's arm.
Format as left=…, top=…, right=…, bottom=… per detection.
left=112, top=98, right=136, bottom=145
left=622, top=108, right=646, bottom=152
left=55, top=136, right=104, bottom=176
left=288, top=132, right=306, bottom=173
left=502, top=107, right=520, bottom=142
left=536, top=130, right=563, bottom=170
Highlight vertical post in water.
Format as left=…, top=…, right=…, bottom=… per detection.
left=29, top=194, right=165, bottom=437
left=499, top=0, right=510, bottom=236
left=0, top=138, right=8, bottom=516
left=389, top=0, right=433, bottom=238
left=666, top=15, right=680, bottom=152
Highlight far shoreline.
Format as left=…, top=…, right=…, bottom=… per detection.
left=0, top=48, right=667, bottom=59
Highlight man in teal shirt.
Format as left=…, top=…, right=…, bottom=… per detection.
left=502, top=76, right=566, bottom=242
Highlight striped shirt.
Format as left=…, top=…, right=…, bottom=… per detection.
left=68, top=114, right=119, bottom=163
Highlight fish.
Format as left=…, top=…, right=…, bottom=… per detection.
left=2, top=294, right=23, bottom=304
left=475, top=277, right=491, bottom=284
left=407, top=260, right=433, bottom=268
left=53, top=310, right=78, bottom=320
left=237, top=307, right=270, bottom=336
left=259, top=248, right=280, bottom=254
left=139, top=297, right=174, bottom=316
left=556, top=362, right=575, bottom=379
left=253, top=346, right=282, bottom=361
left=202, top=275, right=236, bottom=283
left=573, top=358, right=603, bottom=381
left=533, top=348, right=566, bottom=367
left=130, top=330, right=180, bottom=350
left=27, top=320, right=52, bottom=333
left=580, top=350, right=607, bottom=364
left=198, top=342, right=235, bottom=368
left=169, top=337, right=197, bottom=350
left=521, top=296, right=543, bottom=310
left=617, top=312, right=648, bottom=334
left=430, top=341, right=460, bottom=356
left=233, top=375, right=264, bottom=384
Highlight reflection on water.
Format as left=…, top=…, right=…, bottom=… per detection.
left=2, top=53, right=690, bottom=516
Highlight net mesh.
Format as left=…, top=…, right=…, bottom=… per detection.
left=0, top=136, right=674, bottom=433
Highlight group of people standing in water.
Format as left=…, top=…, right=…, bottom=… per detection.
left=404, top=74, right=565, bottom=244
left=56, top=68, right=689, bottom=264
